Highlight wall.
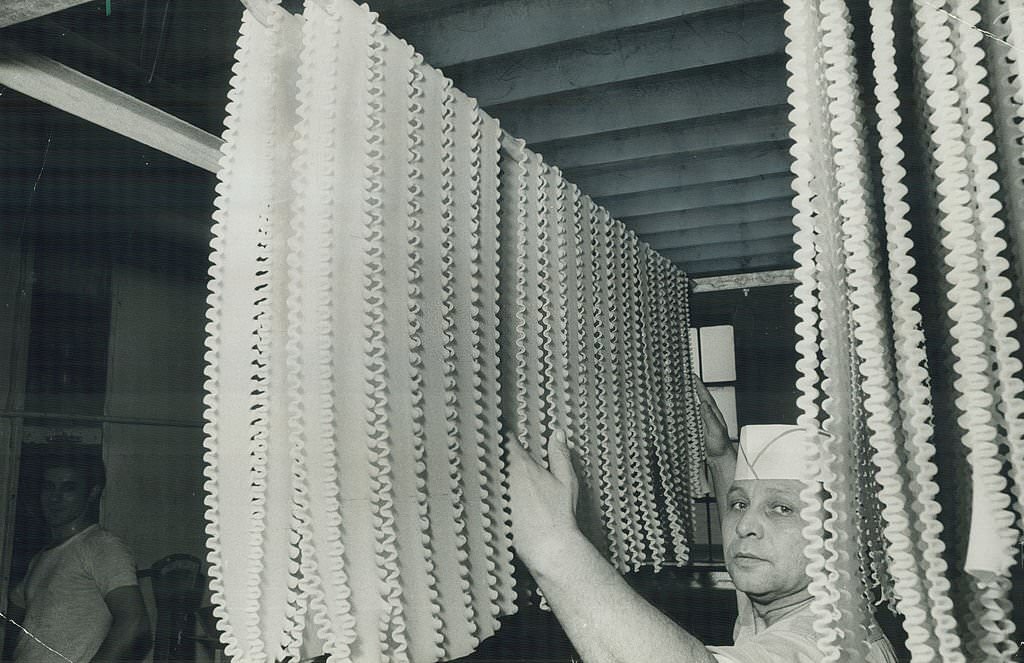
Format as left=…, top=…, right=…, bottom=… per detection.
left=0, top=227, right=32, bottom=658
left=101, top=236, right=210, bottom=569
left=689, top=284, right=801, bottom=427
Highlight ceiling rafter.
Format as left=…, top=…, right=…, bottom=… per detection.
left=489, top=56, right=788, bottom=143
left=596, top=174, right=794, bottom=219
left=445, top=3, right=786, bottom=106
left=625, top=198, right=796, bottom=236
left=681, top=252, right=797, bottom=277
left=639, top=216, right=795, bottom=250
left=532, top=106, right=792, bottom=170
left=659, top=234, right=796, bottom=264
left=691, top=268, right=797, bottom=292
left=567, top=141, right=792, bottom=198
left=389, top=0, right=755, bottom=67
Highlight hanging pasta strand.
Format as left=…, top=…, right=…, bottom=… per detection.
left=867, top=1, right=964, bottom=660
left=783, top=0, right=852, bottom=659
left=979, top=0, right=1024, bottom=549
left=203, top=8, right=304, bottom=660
left=782, top=0, right=1024, bottom=659
left=646, top=252, right=689, bottom=565
left=575, top=193, right=623, bottom=561
left=288, top=2, right=359, bottom=658
left=911, top=1, right=1021, bottom=659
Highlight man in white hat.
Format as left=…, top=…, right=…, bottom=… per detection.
left=507, top=379, right=897, bottom=662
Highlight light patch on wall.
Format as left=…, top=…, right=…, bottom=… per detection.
left=697, top=325, right=735, bottom=383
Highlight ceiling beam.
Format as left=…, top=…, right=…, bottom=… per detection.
left=625, top=198, right=795, bottom=236
left=533, top=106, right=792, bottom=170
left=568, top=142, right=793, bottom=198
left=596, top=174, right=794, bottom=219
left=447, top=4, right=785, bottom=106
left=490, top=56, right=788, bottom=144
left=640, top=217, right=794, bottom=250
left=677, top=251, right=796, bottom=277
left=0, top=0, right=93, bottom=28
left=390, top=0, right=755, bottom=68
left=691, top=269, right=798, bottom=292
left=0, top=44, right=222, bottom=173
left=6, top=18, right=211, bottom=111
left=368, top=0, right=481, bottom=24
left=659, top=235, right=796, bottom=264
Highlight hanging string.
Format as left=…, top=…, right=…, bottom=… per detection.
left=924, top=1, right=1022, bottom=52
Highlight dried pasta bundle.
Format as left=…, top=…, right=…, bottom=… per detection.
left=205, top=3, right=510, bottom=661
left=203, top=1, right=703, bottom=662
left=784, top=0, right=1024, bottom=660
left=497, top=141, right=702, bottom=572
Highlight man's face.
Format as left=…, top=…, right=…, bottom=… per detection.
left=721, top=479, right=811, bottom=603
left=40, top=467, right=96, bottom=529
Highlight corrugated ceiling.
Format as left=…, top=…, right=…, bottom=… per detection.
left=1, top=0, right=799, bottom=276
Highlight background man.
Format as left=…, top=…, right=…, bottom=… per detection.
left=507, top=379, right=896, bottom=662
left=5, top=452, right=151, bottom=662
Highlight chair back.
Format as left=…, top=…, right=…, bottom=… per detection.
left=140, top=553, right=204, bottom=663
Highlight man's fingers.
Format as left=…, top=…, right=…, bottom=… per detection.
left=693, top=375, right=711, bottom=399
left=546, top=428, right=575, bottom=485
left=700, top=399, right=721, bottom=421
left=507, top=434, right=540, bottom=472
left=509, top=430, right=579, bottom=491
left=694, top=375, right=728, bottom=428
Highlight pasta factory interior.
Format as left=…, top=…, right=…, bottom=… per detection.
left=1, top=1, right=1023, bottom=662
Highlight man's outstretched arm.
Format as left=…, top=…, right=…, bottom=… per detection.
left=508, top=431, right=719, bottom=663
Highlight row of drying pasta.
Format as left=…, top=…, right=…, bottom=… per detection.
left=201, top=3, right=703, bottom=662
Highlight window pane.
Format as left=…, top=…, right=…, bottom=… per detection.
left=698, top=325, right=735, bottom=383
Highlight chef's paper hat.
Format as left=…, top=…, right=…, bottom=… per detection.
left=734, top=424, right=822, bottom=482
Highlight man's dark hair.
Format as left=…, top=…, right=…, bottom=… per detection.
left=38, top=449, right=107, bottom=493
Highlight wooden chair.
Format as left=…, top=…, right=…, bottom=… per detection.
left=138, top=554, right=205, bottom=663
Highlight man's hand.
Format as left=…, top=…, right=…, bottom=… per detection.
left=507, top=427, right=720, bottom=663
left=694, top=376, right=731, bottom=459
left=694, top=376, right=736, bottom=525
left=507, top=429, right=582, bottom=574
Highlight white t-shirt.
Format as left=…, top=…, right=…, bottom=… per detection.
left=707, top=592, right=898, bottom=663
left=10, top=525, right=139, bottom=663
